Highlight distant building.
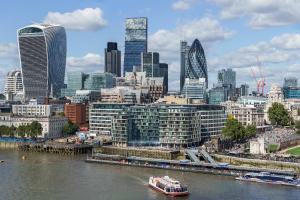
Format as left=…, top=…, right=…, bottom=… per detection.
left=141, top=52, right=160, bottom=77
left=101, top=87, right=138, bottom=104
left=182, top=78, right=207, bottom=103
left=105, top=42, right=121, bottom=77
left=240, top=84, right=249, bottom=97
left=123, top=17, right=148, bottom=75
left=183, top=39, right=208, bottom=89
left=180, top=41, right=190, bottom=91
left=18, top=24, right=66, bottom=99
left=283, top=77, right=297, bottom=88
left=61, top=72, right=115, bottom=97
left=209, top=86, right=230, bottom=105
left=64, top=103, right=86, bottom=126
left=283, top=87, right=300, bottom=99
left=250, top=138, right=266, bottom=155
left=217, top=69, right=236, bottom=90
left=4, top=70, right=23, bottom=98
left=158, top=63, right=168, bottom=93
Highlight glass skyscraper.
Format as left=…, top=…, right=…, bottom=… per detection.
left=180, top=41, right=190, bottom=92
left=18, top=24, right=66, bottom=99
left=185, top=39, right=208, bottom=88
left=123, top=17, right=148, bottom=76
left=105, top=42, right=121, bottom=77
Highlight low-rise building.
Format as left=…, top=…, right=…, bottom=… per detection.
left=64, top=103, right=86, bottom=126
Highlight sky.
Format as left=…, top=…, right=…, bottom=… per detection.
left=0, top=0, right=300, bottom=92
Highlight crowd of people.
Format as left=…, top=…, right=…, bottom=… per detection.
left=258, top=128, right=300, bottom=144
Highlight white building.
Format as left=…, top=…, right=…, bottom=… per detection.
left=12, top=104, right=53, bottom=117
left=250, top=138, right=266, bottom=154
left=4, top=70, right=23, bottom=100
left=0, top=114, right=67, bottom=138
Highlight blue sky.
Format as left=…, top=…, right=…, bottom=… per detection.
left=1, top=0, right=300, bottom=92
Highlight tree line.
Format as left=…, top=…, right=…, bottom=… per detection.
left=0, top=121, right=42, bottom=138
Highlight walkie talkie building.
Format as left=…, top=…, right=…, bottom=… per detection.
left=18, top=24, right=66, bottom=100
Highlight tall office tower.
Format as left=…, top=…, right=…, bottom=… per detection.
left=4, top=70, right=23, bottom=95
left=141, top=52, right=160, bottom=77
left=61, top=72, right=87, bottom=97
left=123, top=17, right=148, bottom=76
left=105, top=42, right=121, bottom=77
left=283, top=77, right=297, bottom=88
left=217, top=69, right=236, bottom=89
left=180, top=41, right=190, bottom=91
left=184, top=39, right=208, bottom=88
left=18, top=24, right=66, bottom=99
left=240, top=84, right=249, bottom=97
left=159, top=63, right=168, bottom=93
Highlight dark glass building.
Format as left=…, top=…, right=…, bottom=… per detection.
left=18, top=24, right=66, bottom=99
left=185, top=39, right=208, bottom=88
left=180, top=41, right=190, bottom=91
left=105, top=42, right=121, bottom=77
left=141, top=52, right=160, bottom=77
left=123, top=17, right=148, bottom=76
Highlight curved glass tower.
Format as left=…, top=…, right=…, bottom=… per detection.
left=18, top=24, right=66, bottom=100
left=185, top=39, right=208, bottom=88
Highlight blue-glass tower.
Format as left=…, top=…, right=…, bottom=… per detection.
left=123, top=17, right=148, bottom=76
left=18, top=24, right=66, bottom=99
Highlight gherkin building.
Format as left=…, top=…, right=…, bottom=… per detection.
left=185, top=39, right=208, bottom=88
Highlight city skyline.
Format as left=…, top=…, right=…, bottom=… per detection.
left=0, top=0, right=300, bottom=92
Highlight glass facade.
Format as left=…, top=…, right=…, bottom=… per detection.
left=182, top=78, right=206, bottom=101
left=123, top=17, right=148, bottom=76
left=105, top=42, right=121, bottom=77
left=283, top=77, right=298, bottom=88
left=185, top=39, right=208, bottom=88
left=180, top=41, right=190, bottom=92
left=283, top=87, right=300, bottom=99
left=18, top=24, right=66, bottom=99
left=141, top=52, right=160, bottom=77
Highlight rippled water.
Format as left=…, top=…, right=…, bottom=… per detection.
left=0, top=150, right=299, bottom=200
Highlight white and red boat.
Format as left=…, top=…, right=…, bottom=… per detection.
left=148, top=176, right=189, bottom=197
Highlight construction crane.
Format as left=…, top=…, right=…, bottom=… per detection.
left=250, top=57, right=266, bottom=96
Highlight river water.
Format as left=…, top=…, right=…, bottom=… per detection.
left=0, top=150, right=299, bottom=200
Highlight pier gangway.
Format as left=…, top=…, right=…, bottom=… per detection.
left=185, top=149, right=201, bottom=163
left=199, top=149, right=217, bottom=165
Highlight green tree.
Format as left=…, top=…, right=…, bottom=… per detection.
left=268, top=102, right=292, bottom=126
left=63, top=121, right=78, bottom=136
left=29, top=121, right=42, bottom=138
left=17, top=125, right=27, bottom=138
left=222, top=117, right=246, bottom=141
left=295, top=121, right=300, bottom=135
left=9, top=125, right=15, bottom=137
left=245, top=124, right=257, bottom=138
left=0, top=125, right=10, bottom=136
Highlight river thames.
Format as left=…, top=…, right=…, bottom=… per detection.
left=1, top=150, right=299, bottom=200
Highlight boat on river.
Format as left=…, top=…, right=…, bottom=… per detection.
left=236, top=172, right=300, bottom=187
left=148, top=176, right=189, bottom=196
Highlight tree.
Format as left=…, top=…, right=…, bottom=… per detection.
left=17, top=125, right=27, bottom=138
left=295, top=121, right=300, bottom=135
left=0, top=125, right=10, bottom=136
left=268, top=102, right=292, bottom=126
left=29, top=121, right=42, bottom=138
left=0, top=93, right=5, bottom=100
left=222, top=117, right=246, bottom=141
left=63, top=121, right=78, bottom=136
left=9, top=125, right=15, bottom=137
left=245, top=125, right=257, bottom=138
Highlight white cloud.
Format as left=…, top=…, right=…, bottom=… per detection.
left=211, top=0, right=300, bottom=29
left=67, top=53, right=103, bottom=72
left=0, top=43, right=18, bottom=59
left=44, top=8, right=107, bottom=31
left=172, top=0, right=198, bottom=10
left=211, top=33, right=300, bottom=91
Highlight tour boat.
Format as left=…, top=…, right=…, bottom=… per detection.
left=148, top=176, right=189, bottom=196
left=236, top=172, right=300, bottom=187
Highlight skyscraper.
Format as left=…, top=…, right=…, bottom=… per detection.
left=18, top=24, right=66, bottom=99
left=141, top=52, right=160, bottom=77
left=105, top=42, right=121, bottom=77
left=185, top=39, right=208, bottom=88
left=180, top=41, right=190, bottom=91
left=123, top=17, right=148, bottom=76
left=217, top=69, right=236, bottom=89
left=159, top=63, right=168, bottom=93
